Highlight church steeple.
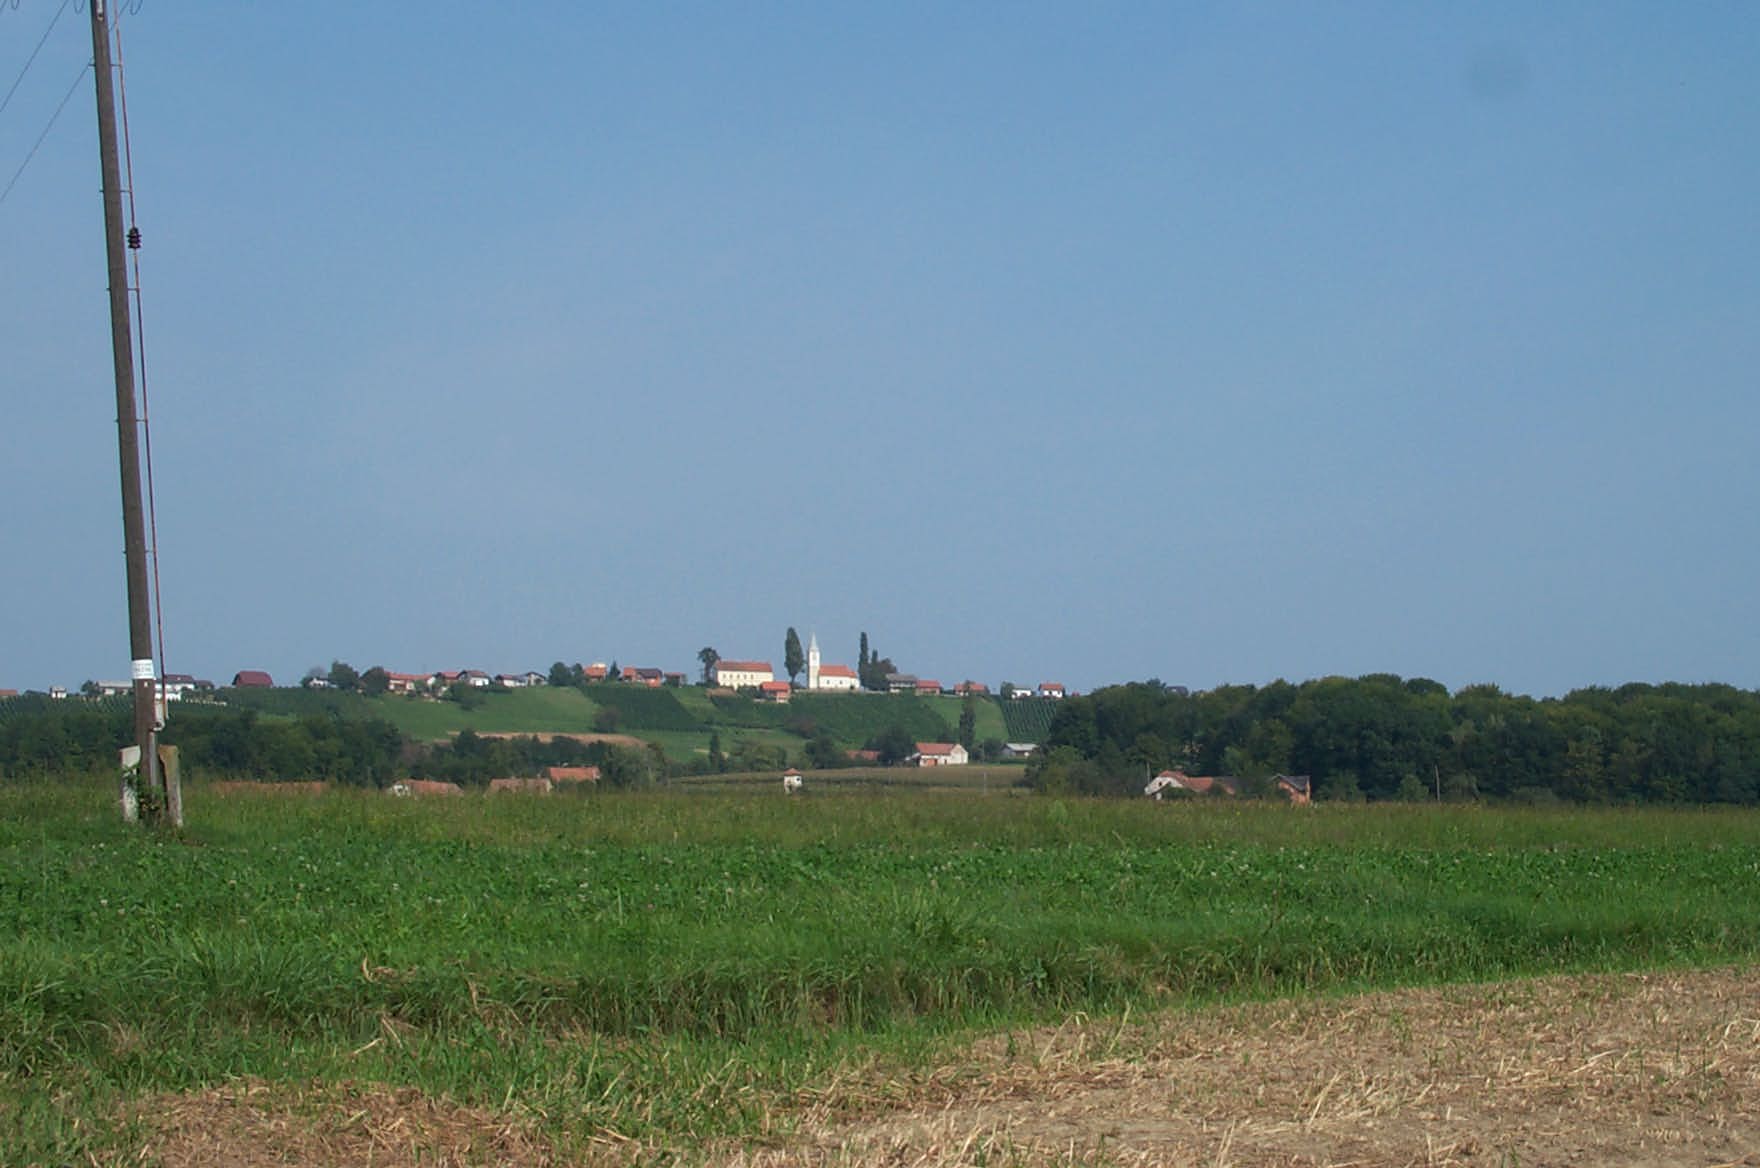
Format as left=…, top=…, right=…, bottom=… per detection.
left=807, top=632, right=821, bottom=690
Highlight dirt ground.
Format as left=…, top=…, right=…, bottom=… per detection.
left=135, top=965, right=1760, bottom=1168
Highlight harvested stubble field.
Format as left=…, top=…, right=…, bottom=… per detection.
left=4, top=778, right=1760, bottom=1166
left=131, top=965, right=1760, bottom=1167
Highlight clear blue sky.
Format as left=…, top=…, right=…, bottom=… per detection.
left=4, top=3, right=1756, bottom=698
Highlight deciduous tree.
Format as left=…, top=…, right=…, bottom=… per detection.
left=958, top=696, right=977, bottom=750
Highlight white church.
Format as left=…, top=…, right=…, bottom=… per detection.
left=805, top=634, right=861, bottom=692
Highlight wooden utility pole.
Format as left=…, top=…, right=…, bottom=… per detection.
left=90, top=0, right=165, bottom=824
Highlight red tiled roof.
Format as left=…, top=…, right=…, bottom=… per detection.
left=1178, top=775, right=1237, bottom=796
left=545, top=766, right=600, bottom=783
left=915, top=742, right=959, bottom=756
left=716, top=660, right=773, bottom=673
left=818, top=664, right=857, bottom=678
left=759, top=680, right=791, bottom=692
left=231, top=670, right=273, bottom=687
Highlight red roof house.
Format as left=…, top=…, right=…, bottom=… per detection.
left=911, top=742, right=969, bottom=767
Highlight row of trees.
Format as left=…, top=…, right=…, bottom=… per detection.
left=1031, top=676, right=1760, bottom=804
left=0, top=696, right=407, bottom=785
left=0, top=696, right=676, bottom=788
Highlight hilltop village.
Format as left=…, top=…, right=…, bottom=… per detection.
left=44, top=633, right=1072, bottom=712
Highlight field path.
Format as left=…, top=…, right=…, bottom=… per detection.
left=138, top=966, right=1760, bottom=1167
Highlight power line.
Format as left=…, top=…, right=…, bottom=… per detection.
left=0, top=58, right=87, bottom=206
left=0, top=0, right=72, bottom=120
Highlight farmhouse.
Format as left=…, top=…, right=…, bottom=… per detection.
left=231, top=670, right=273, bottom=688
left=1275, top=774, right=1313, bottom=804
left=911, top=742, right=969, bottom=767
left=545, top=766, right=600, bottom=783
left=712, top=660, right=774, bottom=689
left=160, top=673, right=213, bottom=700
left=1145, top=770, right=1238, bottom=798
left=758, top=680, right=792, bottom=703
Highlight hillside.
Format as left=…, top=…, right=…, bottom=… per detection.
left=206, top=684, right=1027, bottom=767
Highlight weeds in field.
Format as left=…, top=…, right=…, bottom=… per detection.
left=4, top=778, right=1760, bottom=1162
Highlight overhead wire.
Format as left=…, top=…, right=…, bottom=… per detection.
left=0, top=58, right=86, bottom=205
left=0, top=0, right=71, bottom=119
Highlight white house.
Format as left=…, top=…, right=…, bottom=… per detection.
left=911, top=742, right=969, bottom=767
left=712, top=659, right=775, bottom=689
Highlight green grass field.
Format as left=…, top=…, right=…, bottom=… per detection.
left=6, top=778, right=1760, bottom=1162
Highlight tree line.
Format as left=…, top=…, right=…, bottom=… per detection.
left=12, top=674, right=1760, bottom=803
left=1030, top=675, right=1760, bottom=804
left=0, top=697, right=660, bottom=788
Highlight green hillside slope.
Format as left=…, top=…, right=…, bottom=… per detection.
left=209, top=685, right=1022, bottom=760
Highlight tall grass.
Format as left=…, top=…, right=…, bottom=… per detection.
left=4, top=777, right=1760, bottom=1161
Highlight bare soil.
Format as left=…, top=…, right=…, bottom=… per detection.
left=130, top=966, right=1760, bottom=1167
left=478, top=731, right=650, bottom=748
